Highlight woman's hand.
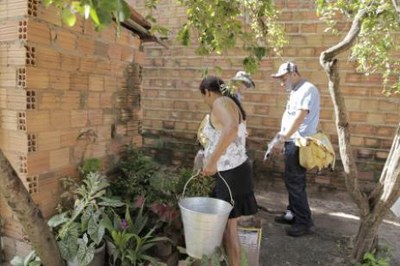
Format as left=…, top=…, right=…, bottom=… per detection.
left=202, top=160, right=217, bottom=176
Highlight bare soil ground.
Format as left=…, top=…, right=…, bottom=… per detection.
left=254, top=180, right=400, bottom=266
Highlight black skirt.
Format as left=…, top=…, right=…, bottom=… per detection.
left=212, top=159, right=258, bottom=219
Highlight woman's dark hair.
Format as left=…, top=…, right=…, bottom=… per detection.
left=199, top=75, right=246, bottom=120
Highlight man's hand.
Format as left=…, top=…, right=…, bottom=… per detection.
left=264, top=133, right=285, bottom=160
left=271, top=141, right=285, bottom=157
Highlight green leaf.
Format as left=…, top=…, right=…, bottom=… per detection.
left=106, top=241, right=118, bottom=264
left=92, top=189, right=107, bottom=199
left=98, top=197, right=125, bottom=207
left=253, top=47, right=266, bottom=60
left=89, top=8, right=101, bottom=25
left=132, top=205, right=148, bottom=235
left=363, top=252, right=376, bottom=261
left=118, top=0, right=131, bottom=22
left=98, top=0, right=118, bottom=11
left=145, top=14, right=157, bottom=23
left=177, top=24, right=190, bottom=46
left=100, top=214, right=114, bottom=232
left=23, top=251, right=37, bottom=265
left=10, top=256, right=24, bottom=266
left=48, top=212, right=69, bottom=227
left=61, top=8, right=77, bottom=27
left=58, top=236, right=78, bottom=261
left=77, top=235, right=95, bottom=266
left=140, top=254, right=160, bottom=265
left=71, top=1, right=84, bottom=16
left=88, top=215, right=105, bottom=245
left=42, top=0, right=53, bottom=7
left=243, top=56, right=258, bottom=74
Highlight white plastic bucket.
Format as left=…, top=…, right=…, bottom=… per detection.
left=179, top=171, right=234, bottom=259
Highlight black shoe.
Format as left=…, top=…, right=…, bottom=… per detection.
left=274, top=213, right=295, bottom=225
left=286, top=224, right=313, bottom=237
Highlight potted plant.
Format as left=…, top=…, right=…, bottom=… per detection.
left=102, top=203, right=170, bottom=266
left=48, top=171, right=124, bottom=266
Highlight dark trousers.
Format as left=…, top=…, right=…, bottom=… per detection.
left=284, top=142, right=313, bottom=226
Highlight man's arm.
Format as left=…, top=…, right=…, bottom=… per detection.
left=270, top=109, right=308, bottom=157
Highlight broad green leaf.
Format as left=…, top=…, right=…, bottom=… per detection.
left=10, top=256, right=24, bottom=266
left=47, top=212, right=69, bottom=227
left=87, top=215, right=105, bottom=245
left=23, top=251, right=37, bottom=265
left=92, top=189, right=107, bottom=199
left=118, top=0, right=131, bottom=22
left=71, top=1, right=84, bottom=15
left=61, top=8, right=77, bottom=27
left=77, top=236, right=95, bottom=266
left=102, top=0, right=119, bottom=9
left=98, top=197, right=125, bottom=207
left=58, top=237, right=78, bottom=261
left=89, top=7, right=100, bottom=24
left=100, top=214, right=114, bottom=232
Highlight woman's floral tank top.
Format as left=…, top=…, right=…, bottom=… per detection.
left=201, top=114, right=248, bottom=171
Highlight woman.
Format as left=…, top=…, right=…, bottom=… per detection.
left=199, top=75, right=258, bottom=265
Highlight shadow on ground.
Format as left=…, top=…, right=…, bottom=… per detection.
left=254, top=183, right=400, bottom=266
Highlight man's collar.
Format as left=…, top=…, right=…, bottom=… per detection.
left=291, top=79, right=306, bottom=91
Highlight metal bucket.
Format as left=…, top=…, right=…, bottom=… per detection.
left=179, top=171, right=234, bottom=259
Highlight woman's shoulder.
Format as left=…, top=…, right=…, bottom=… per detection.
left=213, top=96, right=237, bottom=110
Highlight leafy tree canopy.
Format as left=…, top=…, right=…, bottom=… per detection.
left=176, top=0, right=287, bottom=73
left=316, top=0, right=400, bottom=95
left=43, top=0, right=286, bottom=73
left=43, top=0, right=131, bottom=29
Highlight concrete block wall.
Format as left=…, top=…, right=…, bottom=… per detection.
left=0, top=0, right=143, bottom=259
left=131, top=0, right=400, bottom=190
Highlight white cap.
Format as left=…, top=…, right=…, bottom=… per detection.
left=271, top=62, right=298, bottom=78
left=231, top=71, right=255, bottom=88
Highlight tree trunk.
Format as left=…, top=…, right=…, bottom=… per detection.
left=319, top=57, right=369, bottom=210
left=319, top=7, right=400, bottom=263
left=0, top=151, right=64, bottom=266
left=352, top=215, right=381, bottom=261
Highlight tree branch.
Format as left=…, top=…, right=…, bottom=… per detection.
left=371, top=122, right=400, bottom=216
left=320, top=8, right=368, bottom=64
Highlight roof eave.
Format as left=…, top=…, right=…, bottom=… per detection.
left=121, top=6, right=168, bottom=49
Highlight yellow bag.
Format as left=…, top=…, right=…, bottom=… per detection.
left=295, top=132, right=335, bottom=171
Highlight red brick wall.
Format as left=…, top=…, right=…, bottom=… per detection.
left=132, top=0, right=400, bottom=190
left=0, top=0, right=143, bottom=257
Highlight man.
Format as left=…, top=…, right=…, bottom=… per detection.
left=231, top=70, right=255, bottom=102
left=270, top=61, right=320, bottom=237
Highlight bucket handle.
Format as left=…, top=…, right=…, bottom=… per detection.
left=181, top=169, right=235, bottom=207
